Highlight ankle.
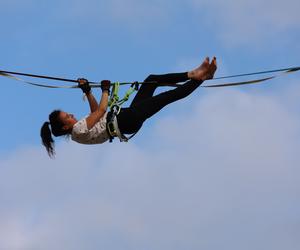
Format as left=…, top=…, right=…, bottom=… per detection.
left=187, top=70, right=194, bottom=79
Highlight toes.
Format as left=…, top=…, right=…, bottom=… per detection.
left=213, top=57, right=217, bottom=66
left=210, top=57, right=217, bottom=70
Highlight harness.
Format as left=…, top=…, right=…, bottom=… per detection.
left=106, top=82, right=139, bottom=142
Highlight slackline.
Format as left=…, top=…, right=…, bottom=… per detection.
left=0, top=66, right=299, bottom=89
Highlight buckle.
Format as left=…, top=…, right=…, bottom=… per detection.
left=107, top=122, right=118, bottom=137
left=111, top=105, right=121, bottom=115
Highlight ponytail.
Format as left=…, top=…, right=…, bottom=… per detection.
left=40, top=110, right=71, bottom=158
left=40, top=121, right=55, bottom=158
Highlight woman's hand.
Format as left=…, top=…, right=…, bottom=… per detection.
left=101, top=80, right=111, bottom=93
left=77, top=78, right=91, bottom=94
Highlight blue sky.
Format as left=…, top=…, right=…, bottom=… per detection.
left=0, top=0, right=300, bottom=249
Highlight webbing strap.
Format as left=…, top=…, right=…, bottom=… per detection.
left=117, top=85, right=137, bottom=106
left=0, top=72, right=79, bottom=89
left=1, top=66, right=300, bottom=89
left=201, top=67, right=300, bottom=88
left=107, top=82, right=139, bottom=142
left=212, top=66, right=300, bottom=80
left=108, top=82, right=137, bottom=108
left=108, top=82, right=120, bottom=107
left=0, top=70, right=170, bottom=89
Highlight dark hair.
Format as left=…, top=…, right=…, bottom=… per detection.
left=40, top=110, right=70, bottom=158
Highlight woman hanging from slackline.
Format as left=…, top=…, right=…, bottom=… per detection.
left=40, top=57, right=217, bottom=157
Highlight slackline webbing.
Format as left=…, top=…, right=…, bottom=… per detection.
left=0, top=66, right=299, bottom=89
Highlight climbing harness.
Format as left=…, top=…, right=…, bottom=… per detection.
left=106, top=81, right=139, bottom=142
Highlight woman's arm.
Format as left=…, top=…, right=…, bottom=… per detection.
left=85, top=81, right=111, bottom=130
left=85, top=92, right=98, bottom=113
left=78, top=78, right=99, bottom=113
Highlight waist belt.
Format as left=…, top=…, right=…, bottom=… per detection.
left=106, top=107, right=129, bottom=142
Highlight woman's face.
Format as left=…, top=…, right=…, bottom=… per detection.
left=59, top=111, right=77, bottom=130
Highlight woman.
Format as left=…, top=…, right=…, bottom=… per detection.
left=41, top=57, right=217, bottom=157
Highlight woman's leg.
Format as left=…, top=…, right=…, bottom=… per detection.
left=132, top=79, right=202, bottom=120
left=117, top=72, right=189, bottom=134
left=117, top=57, right=217, bottom=134
left=130, top=72, right=189, bottom=107
left=117, top=79, right=202, bottom=134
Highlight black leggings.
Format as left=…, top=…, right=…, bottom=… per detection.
left=116, top=72, right=203, bottom=134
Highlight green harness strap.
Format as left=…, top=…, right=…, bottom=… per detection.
left=108, top=82, right=137, bottom=108
left=107, top=82, right=139, bottom=142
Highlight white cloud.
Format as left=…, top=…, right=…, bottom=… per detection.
left=190, top=0, right=300, bottom=46
left=0, top=83, right=300, bottom=249
left=0, top=218, right=31, bottom=249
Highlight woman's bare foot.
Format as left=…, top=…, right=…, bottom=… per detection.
left=188, top=57, right=217, bottom=81
left=188, top=57, right=210, bottom=81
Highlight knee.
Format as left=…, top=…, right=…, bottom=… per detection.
left=144, top=74, right=156, bottom=82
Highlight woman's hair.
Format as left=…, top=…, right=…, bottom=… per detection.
left=40, top=110, right=70, bottom=158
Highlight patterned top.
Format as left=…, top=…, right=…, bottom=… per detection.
left=71, top=112, right=110, bottom=144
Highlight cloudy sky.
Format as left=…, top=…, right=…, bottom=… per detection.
left=0, top=0, right=300, bottom=249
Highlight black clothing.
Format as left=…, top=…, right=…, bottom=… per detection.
left=116, top=72, right=203, bottom=134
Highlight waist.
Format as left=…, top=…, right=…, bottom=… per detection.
left=106, top=110, right=128, bottom=142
